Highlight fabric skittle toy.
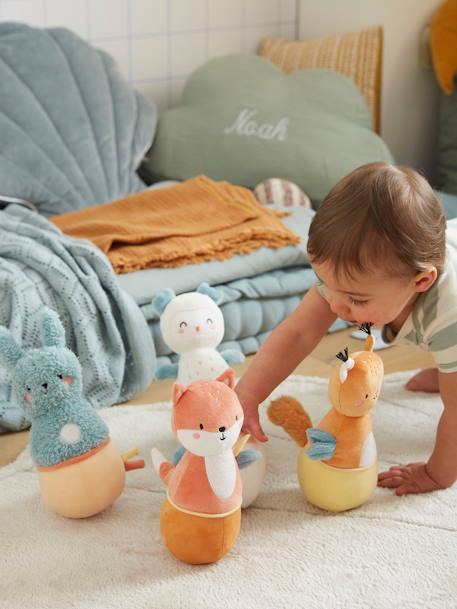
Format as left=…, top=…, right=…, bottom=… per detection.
left=0, top=308, right=144, bottom=519
left=150, top=369, right=244, bottom=564
left=153, top=282, right=244, bottom=384
left=268, top=323, right=384, bottom=512
left=153, top=282, right=266, bottom=508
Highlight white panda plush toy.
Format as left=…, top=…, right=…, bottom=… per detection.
left=152, top=282, right=266, bottom=508
left=153, top=283, right=244, bottom=385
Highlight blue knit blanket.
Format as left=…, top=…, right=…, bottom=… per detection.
left=0, top=205, right=156, bottom=433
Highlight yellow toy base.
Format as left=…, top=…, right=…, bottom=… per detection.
left=160, top=498, right=241, bottom=564
left=297, top=446, right=377, bottom=512
left=38, top=440, right=125, bottom=518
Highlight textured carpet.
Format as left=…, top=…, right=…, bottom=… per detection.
left=1, top=372, right=456, bottom=609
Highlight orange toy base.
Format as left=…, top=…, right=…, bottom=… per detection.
left=160, top=498, right=241, bottom=564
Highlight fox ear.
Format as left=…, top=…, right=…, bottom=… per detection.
left=216, top=368, right=235, bottom=389
left=172, top=382, right=187, bottom=406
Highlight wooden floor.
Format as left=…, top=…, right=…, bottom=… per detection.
left=0, top=327, right=434, bottom=467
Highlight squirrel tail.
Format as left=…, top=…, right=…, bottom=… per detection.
left=267, top=396, right=312, bottom=447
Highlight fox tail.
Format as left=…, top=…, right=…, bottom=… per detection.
left=150, top=448, right=174, bottom=484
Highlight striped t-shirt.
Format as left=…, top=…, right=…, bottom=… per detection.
left=382, top=238, right=457, bottom=373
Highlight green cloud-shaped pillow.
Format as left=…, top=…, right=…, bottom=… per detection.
left=144, top=54, right=393, bottom=204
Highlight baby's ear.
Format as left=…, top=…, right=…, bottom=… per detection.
left=0, top=327, right=23, bottom=370
left=41, top=308, right=66, bottom=348
left=172, top=382, right=187, bottom=406
left=216, top=368, right=235, bottom=389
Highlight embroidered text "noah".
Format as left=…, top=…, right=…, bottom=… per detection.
left=224, top=108, right=289, bottom=141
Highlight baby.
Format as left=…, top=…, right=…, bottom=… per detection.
left=236, top=162, right=457, bottom=496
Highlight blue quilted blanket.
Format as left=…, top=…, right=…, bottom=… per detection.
left=0, top=205, right=156, bottom=433
left=142, top=266, right=347, bottom=370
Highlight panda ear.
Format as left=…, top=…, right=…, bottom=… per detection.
left=152, top=288, right=176, bottom=315
left=197, top=282, right=222, bottom=305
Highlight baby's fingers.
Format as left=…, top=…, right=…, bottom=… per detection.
left=243, top=416, right=268, bottom=443
left=378, top=466, right=404, bottom=481
left=395, top=483, right=417, bottom=496
left=378, top=475, right=405, bottom=488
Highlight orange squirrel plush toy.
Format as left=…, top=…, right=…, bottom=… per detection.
left=268, top=324, right=384, bottom=511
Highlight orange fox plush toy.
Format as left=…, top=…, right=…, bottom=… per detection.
left=268, top=324, right=384, bottom=511
left=151, top=368, right=244, bottom=564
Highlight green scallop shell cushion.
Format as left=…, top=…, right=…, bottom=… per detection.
left=144, top=54, right=393, bottom=205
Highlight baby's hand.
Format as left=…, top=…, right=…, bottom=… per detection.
left=378, top=462, right=442, bottom=496
left=241, top=400, right=268, bottom=443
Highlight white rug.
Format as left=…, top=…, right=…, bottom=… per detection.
left=1, top=372, right=456, bottom=609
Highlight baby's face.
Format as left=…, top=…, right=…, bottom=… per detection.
left=312, top=261, right=422, bottom=327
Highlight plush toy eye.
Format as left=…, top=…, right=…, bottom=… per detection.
left=199, top=423, right=204, bottom=430
left=26, top=387, right=31, bottom=392
left=365, top=394, right=368, bottom=399
left=179, top=321, right=187, bottom=328
left=206, top=318, right=213, bottom=325
left=58, top=374, right=63, bottom=380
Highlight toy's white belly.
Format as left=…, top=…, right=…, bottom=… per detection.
left=205, top=451, right=237, bottom=499
left=359, top=432, right=377, bottom=468
left=178, top=349, right=228, bottom=385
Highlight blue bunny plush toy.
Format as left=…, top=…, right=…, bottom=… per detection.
left=0, top=308, right=142, bottom=518
left=0, top=308, right=108, bottom=467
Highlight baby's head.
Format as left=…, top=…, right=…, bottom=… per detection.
left=307, top=162, right=446, bottom=326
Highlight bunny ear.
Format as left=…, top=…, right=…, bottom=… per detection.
left=0, top=327, right=24, bottom=369
left=197, top=282, right=222, bottom=304
left=41, top=308, right=66, bottom=348
left=153, top=288, right=176, bottom=316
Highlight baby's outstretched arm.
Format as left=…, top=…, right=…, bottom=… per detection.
left=378, top=370, right=457, bottom=495
left=235, top=286, right=336, bottom=442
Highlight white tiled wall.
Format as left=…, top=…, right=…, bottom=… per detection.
left=0, top=0, right=297, bottom=109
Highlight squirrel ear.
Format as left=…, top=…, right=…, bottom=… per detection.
left=197, top=282, right=223, bottom=305
left=41, top=308, right=66, bottom=348
left=0, top=327, right=23, bottom=369
left=172, top=382, right=187, bottom=406
left=216, top=368, right=236, bottom=389
left=153, top=289, right=176, bottom=316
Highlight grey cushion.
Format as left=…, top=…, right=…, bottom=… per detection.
left=142, top=54, right=393, bottom=205
left=0, top=22, right=157, bottom=216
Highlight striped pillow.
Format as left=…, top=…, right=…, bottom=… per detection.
left=254, top=178, right=311, bottom=210
left=259, top=26, right=382, bottom=132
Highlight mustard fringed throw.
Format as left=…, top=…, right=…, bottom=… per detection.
left=52, top=176, right=300, bottom=273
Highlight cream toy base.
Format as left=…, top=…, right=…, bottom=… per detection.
left=38, top=439, right=126, bottom=519
left=297, top=445, right=378, bottom=512
left=239, top=439, right=267, bottom=508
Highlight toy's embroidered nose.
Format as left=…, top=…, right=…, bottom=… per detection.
left=42, top=383, right=48, bottom=390
left=195, top=325, right=201, bottom=333
left=219, top=426, right=225, bottom=432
